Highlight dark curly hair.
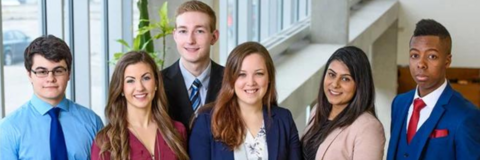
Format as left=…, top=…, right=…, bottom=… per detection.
left=23, top=35, right=72, bottom=72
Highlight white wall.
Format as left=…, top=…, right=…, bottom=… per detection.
left=397, top=0, right=480, bottom=68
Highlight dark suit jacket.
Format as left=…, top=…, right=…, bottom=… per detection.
left=188, top=105, right=302, bottom=160
left=387, top=83, right=480, bottom=160
left=162, top=60, right=224, bottom=128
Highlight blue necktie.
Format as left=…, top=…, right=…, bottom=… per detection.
left=189, top=79, right=203, bottom=111
left=48, top=107, right=68, bottom=160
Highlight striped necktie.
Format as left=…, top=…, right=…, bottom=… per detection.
left=189, top=79, right=203, bottom=111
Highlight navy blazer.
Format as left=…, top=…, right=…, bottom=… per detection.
left=188, top=105, right=302, bottom=160
left=387, top=83, right=480, bottom=160
left=162, top=60, right=224, bottom=128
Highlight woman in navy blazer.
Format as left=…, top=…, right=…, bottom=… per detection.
left=189, top=42, right=302, bottom=160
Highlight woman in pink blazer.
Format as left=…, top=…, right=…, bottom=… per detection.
left=302, top=46, right=385, bottom=160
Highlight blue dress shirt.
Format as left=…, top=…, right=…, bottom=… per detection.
left=179, top=59, right=211, bottom=106
left=0, top=94, right=104, bottom=160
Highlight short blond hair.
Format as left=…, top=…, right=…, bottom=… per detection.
left=176, top=1, right=217, bottom=32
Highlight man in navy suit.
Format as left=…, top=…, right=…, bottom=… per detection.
left=387, top=19, right=480, bottom=160
left=162, top=1, right=224, bottom=128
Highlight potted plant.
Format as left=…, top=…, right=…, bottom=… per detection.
left=112, top=0, right=174, bottom=70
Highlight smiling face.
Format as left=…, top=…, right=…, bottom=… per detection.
left=123, top=62, right=157, bottom=110
left=174, top=11, right=219, bottom=65
left=323, top=60, right=356, bottom=108
left=234, top=53, right=269, bottom=108
left=409, top=36, right=451, bottom=97
left=28, top=54, right=70, bottom=106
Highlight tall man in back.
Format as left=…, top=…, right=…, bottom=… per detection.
left=0, top=35, right=104, bottom=159
left=387, top=19, right=480, bottom=160
left=162, top=1, right=224, bottom=128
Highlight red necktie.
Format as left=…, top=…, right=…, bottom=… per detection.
left=407, top=98, right=426, bottom=144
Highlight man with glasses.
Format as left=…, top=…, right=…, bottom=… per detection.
left=0, top=35, right=104, bottom=159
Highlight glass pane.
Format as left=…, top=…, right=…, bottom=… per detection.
left=307, top=0, right=311, bottom=17
left=227, top=0, right=236, bottom=53
left=282, top=0, right=292, bottom=30
left=90, top=0, right=105, bottom=119
left=133, top=0, right=139, bottom=37
left=2, top=0, right=40, bottom=115
left=251, top=0, right=259, bottom=42
left=299, top=0, right=308, bottom=20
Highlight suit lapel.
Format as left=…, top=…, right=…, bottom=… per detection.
left=265, top=107, right=278, bottom=160
left=388, top=90, right=414, bottom=159
left=166, top=60, right=194, bottom=118
left=411, top=84, right=452, bottom=159
left=206, top=61, right=223, bottom=104
left=217, top=141, right=235, bottom=160
left=317, top=127, right=345, bottom=160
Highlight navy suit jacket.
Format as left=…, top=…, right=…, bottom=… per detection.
left=387, top=83, right=480, bottom=160
left=188, top=105, right=302, bottom=160
left=162, top=60, right=224, bottom=128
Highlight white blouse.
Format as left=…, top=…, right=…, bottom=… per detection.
left=234, top=123, right=268, bottom=160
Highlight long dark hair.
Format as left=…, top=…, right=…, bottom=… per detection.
left=211, top=41, right=277, bottom=150
left=94, top=51, right=189, bottom=160
left=301, top=46, right=377, bottom=157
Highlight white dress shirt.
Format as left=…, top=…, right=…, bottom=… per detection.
left=406, top=79, right=448, bottom=131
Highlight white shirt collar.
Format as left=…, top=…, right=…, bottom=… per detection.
left=413, top=79, right=448, bottom=109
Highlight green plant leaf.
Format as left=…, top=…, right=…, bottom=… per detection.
left=141, top=39, right=153, bottom=50
left=116, top=39, right=131, bottom=50
left=114, top=52, right=124, bottom=60
left=165, top=26, right=174, bottom=34
left=154, top=33, right=166, bottom=39
left=138, top=25, right=156, bottom=35
left=110, top=0, right=174, bottom=68
left=137, top=0, right=154, bottom=53
left=139, top=19, right=150, bottom=23
left=109, top=52, right=125, bottom=65
left=133, top=35, right=142, bottom=50
left=160, top=2, right=170, bottom=26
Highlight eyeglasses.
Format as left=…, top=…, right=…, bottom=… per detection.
left=31, top=68, right=68, bottom=78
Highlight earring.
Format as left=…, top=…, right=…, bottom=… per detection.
left=155, top=87, right=157, bottom=91
left=121, top=93, right=124, bottom=96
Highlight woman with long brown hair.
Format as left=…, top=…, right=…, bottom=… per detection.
left=91, top=51, right=189, bottom=160
left=188, top=42, right=302, bottom=160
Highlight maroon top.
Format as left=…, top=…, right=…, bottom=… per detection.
left=91, top=121, right=187, bottom=160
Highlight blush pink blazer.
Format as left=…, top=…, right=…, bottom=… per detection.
left=306, top=112, right=386, bottom=160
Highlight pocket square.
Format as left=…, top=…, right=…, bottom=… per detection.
left=430, top=129, right=449, bottom=138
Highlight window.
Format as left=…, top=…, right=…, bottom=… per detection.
left=0, top=0, right=138, bottom=119
left=90, top=0, right=106, bottom=119
left=226, top=0, right=237, bottom=55
left=219, top=0, right=311, bottom=64
left=133, top=0, right=139, bottom=37
left=2, top=0, right=40, bottom=115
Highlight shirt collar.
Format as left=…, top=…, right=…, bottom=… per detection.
left=179, top=60, right=211, bottom=89
left=31, top=94, right=69, bottom=115
left=413, top=79, right=448, bottom=109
